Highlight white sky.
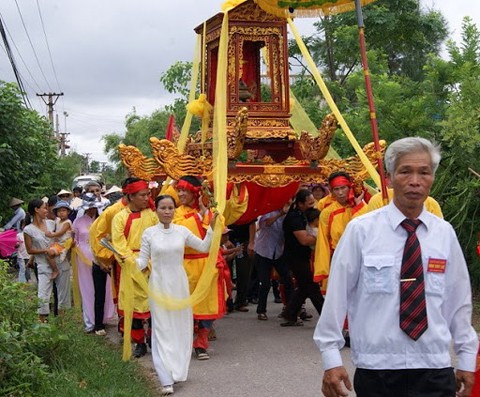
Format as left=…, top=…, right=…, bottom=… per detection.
left=0, top=0, right=478, bottom=164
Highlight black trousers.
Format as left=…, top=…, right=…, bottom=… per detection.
left=233, top=254, right=252, bottom=308
left=285, top=257, right=324, bottom=321
left=92, top=263, right=108, bottom=330
left=254, top=253, right=293, bottom=314
left=354, top=368, right=456, bottom=397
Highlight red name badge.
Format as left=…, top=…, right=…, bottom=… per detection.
left=427, top=258, right=447, bottom=273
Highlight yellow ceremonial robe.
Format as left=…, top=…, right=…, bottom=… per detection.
left=314, top=200, right=368, bottom=284
left=174, top=205, right=224, bottom=319
left=111, top=207, right=158, bottom=315
left=89, top=199, right=127, bottom=269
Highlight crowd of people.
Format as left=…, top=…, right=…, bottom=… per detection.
left=1, top=136, right=478, bottom=396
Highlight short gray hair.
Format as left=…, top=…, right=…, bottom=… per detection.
left=384, top=137, right=441, bottom=175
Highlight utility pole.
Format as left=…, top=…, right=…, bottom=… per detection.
left=58, top=111, right=70, bottom=156
left=83, top=153, right=91, bottom=174
left=59, top=132, right=70, bottom=156
left=36, top=92, right=64, bottom=135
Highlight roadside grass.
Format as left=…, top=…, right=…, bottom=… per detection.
left=35, top=310, right=158, bottom=397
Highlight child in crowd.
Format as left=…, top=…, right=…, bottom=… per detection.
left=45, top=201, right=73, bottom=278
left=305, top=207, right=320, bottom=241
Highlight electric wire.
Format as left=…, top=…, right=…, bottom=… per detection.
left=35, top=0, right=64, bottom=104
left=0, top=13, right=32, bottom=108
left=0, top=13, right=43, bottom=92
left=13, top=0, right=52, bottom=91
left=0, top=41, right=38, bottom=94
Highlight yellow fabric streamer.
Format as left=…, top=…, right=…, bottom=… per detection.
left=133, top=11, right=231, bottom=313
left=287, top=18, right=381, bottom=188
left=70, top=246, right=82, bottom=309
left=161, top=34, right=202, bottom=195
left=119, top=257, right=135, bottom=361
left=289, top=89, right=342, bottom=160
left=186, top=93, right=213, bottom=154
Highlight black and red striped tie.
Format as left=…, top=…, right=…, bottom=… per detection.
left=400, top=219, right=428, bottom=340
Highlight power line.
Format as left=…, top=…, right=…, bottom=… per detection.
left=13, top=0, right=52, bottom=91
left=0, top=13, right=32, bottom=108
left=35, top=0, right=62, bottom=92
left=0, top=12, right=43, bottom=92
left=0, top=41, right=38, bottom=94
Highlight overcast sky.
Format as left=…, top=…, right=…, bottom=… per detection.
left=0, top=0, right=479, bottom=165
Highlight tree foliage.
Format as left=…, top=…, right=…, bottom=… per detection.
left=0, top=82, right=57, bottom=217
left=290, top=8, right=480, bottom=284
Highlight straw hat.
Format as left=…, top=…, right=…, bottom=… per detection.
left=57, top=189, right=73, bottom=198
left=104, top=185, right=122, bottom=196
left=9, top=197, right=24, bottom=207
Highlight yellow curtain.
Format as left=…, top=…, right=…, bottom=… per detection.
left=255, top=0, right=376, bottom=18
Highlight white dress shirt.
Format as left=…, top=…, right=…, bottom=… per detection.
left=314, top=201, right=478, bottom=372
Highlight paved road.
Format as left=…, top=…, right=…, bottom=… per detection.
left=115, top=295, right=356, bottom=397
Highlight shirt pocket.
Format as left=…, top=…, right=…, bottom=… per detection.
left=363, top=255, right=395, bottom=294
left=425, top=273, right=445, bottom=296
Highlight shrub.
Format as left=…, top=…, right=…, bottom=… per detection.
left=0, top=261, right=64, bottom=396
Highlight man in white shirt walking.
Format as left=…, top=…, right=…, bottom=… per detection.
left=314, top=137, right=478, bottom=397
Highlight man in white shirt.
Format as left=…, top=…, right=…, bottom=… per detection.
left=314, top=137, right=478, bottom=397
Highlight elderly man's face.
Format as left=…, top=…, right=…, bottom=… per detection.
left=389, top=151, right=434, bottom=218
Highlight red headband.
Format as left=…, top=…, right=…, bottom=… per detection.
left=176, top=179, right=202, bottom=209
left=123, top=181, right=155, bottom=210
left=329, top=176, right=351, bottom=189
left=123, top=180, right=149, bottom=195
left=176, top=179, right=201, bottom=195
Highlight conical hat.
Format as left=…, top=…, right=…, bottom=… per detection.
left=9, top=197, right=24, bottom=207
left=57, top=189, right=73, bottom=197
left=104, top=185, right=122, bottom=196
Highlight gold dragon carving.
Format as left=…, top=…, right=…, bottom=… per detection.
left=149, top=137, right=212, bottom=180
left=118, top=144, right=163, bottom=181
left=298, top=113, right=338, bottom=161
left=228, top=107, right=248, bottom=159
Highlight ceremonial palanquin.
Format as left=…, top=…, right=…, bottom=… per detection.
left=119, top=0, right=385, bottom=222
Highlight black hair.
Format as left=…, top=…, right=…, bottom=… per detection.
left=73, top=186, right=83, bottom=194
left=107, top=192, right=123, bottom=204
left=305, top=208, right=320, bottom=224
left=328, top=171, right=351, bottom=185
left=294, top=188, right=313, bottom=205
left=47, top=195, right=58, bottom=207
left=121, top=177, right=142, bottom=189
left=155, top=194, right=176, bottom=208
left=27, top=198, right=45, bottom=218
left=178, top=175, right=201, bottom=187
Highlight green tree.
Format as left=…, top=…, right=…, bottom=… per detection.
left=0, top=81, right=58, bottom=218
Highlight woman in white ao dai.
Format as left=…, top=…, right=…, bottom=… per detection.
left=136, top=195, right=215, bottom=395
